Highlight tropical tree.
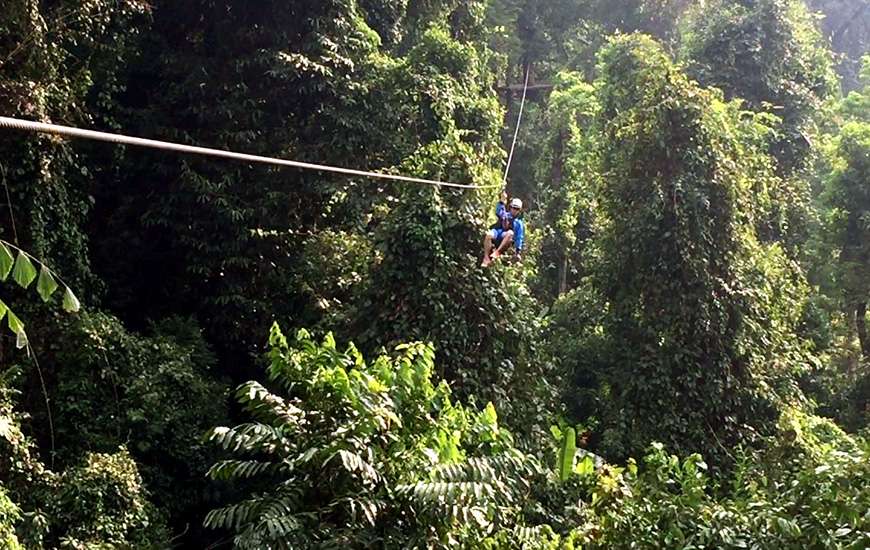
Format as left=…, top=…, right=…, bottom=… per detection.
left=682, top=0, right=838, bottom=175
left=823, top=122, right=870, bottom=358
left=582, top=34, right=812, bottom=464
left=681, top=0, right=838, bottom=253
left=531, top=71, right=599, bottom=302
left=0, top=0, right=148, bottom=291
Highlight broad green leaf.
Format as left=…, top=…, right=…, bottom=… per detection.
left=12, top=252, right=37, bottom=288
left=36, top=265, right=58, bottom=302
left=558, top=427, right=576, bottom=482
left=574, top=454, right=595, bottom=477
left=483, top=402, right=498, bottom=426
left=7, top=309, right=26, bottom=348
left=0, top=242, right=13, bottom=280
left=62, top=286, right=81, bottom=313
left=0, top=299, right=7, bottom=322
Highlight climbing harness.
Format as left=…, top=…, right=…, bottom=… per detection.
left=0, top=116, right=499, bottom=190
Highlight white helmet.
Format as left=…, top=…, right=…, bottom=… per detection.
left=509, top=197, right=523, bottom=209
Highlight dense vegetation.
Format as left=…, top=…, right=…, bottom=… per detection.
left=1, top=0, right=867, bottom=548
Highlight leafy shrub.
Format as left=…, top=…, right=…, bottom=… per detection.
left=33, top=311, right=229, bottom=534
left=1, top=377, right=169, bottom=548
left=0, top=482, right=22, bottom=549
left=571, top=413, right=869, bottom=549
left=50, top=449, right=170, bottom=549
left=205, top=324, right=542, bottom=548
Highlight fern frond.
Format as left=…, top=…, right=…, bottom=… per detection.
left=208, top=423, right=293, bottom=455
left=397, top=480, right=497, bottom=505
left=333, top=495, right=386, bottom=527
left=330, top=449, right=382, bottom=485
left=217, top=496, right=306, bottom=550
left=204, top=498, right=263, bottom=530
left=207, top=459, right=282, bottom=481
left=236, top=381, right=305, bottom=425
left=431, top=452, right=535, bottom=482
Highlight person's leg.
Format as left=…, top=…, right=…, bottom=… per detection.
left=482, top=230, right=496, bottom=266
left=492, top=230, right=513, bottom=259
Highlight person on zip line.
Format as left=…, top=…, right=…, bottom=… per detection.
left=482, top=191, right=525, bottom=267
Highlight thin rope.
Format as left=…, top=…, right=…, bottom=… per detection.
left=0, top=116, right=499, bottom=190
left=0, top=163, right=18, bottom=244
left=502, top=65, right=531, bottom=186
left=26, top=342, right=55, bottom=469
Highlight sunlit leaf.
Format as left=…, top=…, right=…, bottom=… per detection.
left=36, top=265, right=58, bottom=301
left=12, top=251, right=37, bottom=288
left=558, top=427, right=576, bottom=482
left=0, top=242, right=14, bottom=280
left=7, top=309, right=26, bottom=348
left=62, top=286, right=81, bottom=313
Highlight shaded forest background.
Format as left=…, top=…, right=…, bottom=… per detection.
left=0, top=0, right=868, bottom=548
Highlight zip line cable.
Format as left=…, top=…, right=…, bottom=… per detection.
left=501, top=65, right=530, bottom=187
left=0, top=116, right=501, bottom=190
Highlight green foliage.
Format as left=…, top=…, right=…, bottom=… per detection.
left=1, top=377, right=169, bottom=548
left=50, top=448, right=170, bottom=549
left=681, top=0, right=838, bottom=254
left=573, top=433, right=870, bottom=549
left=89, top=0, right=391, bottom=355
left=840, top=55, right=870, bottom=123
left=0, top=424, right=23, bottom=550
left=38, top=312, right=230, bottom=530
left=682, top=0, right=838, bottom=175
left=488, top=0, right=695, bottom=80
left=0, top=0, right=149, bottom=291
left=0, top=375, right=50, bottom=547
left=0, top=485, right=22, bottom=550
left=576, top=34, right=818, bottom=464
left=297, top=229, right=374, bottom=330
left=545, top=280, right=609, bottom=423
left=819, top=120, right=870, bottom=361
left=206, top=324, right=540, bottom=548
left=531, top=71, right=600, bottom=301
left=0, top=239, right=80, bottom=347
left=825, top=122, right=870, bottom=303
left=499, top=413, right=869, bottom=549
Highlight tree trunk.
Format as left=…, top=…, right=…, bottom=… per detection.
left=857, top=301, right=869, bottom=359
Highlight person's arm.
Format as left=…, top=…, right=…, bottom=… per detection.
left=513, top=219, right=524, bottom=257
left=495, top=201, right=506, bottom=220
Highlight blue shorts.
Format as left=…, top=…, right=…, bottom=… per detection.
left=489, top=228, right=512, bottom=244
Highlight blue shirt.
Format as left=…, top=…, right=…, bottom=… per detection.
left=494, top=202, right=525, bottom=252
